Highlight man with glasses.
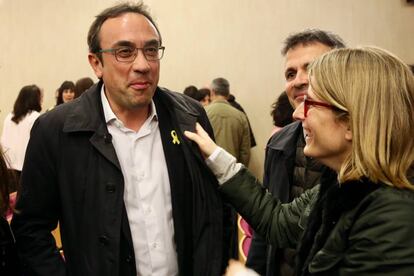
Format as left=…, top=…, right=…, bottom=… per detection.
left=246, top=29, right=345, bottom=276
left=12, top=3, right=228, bottom=276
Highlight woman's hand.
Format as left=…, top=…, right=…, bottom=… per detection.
left=184, top=123, right=218, bottom=158
left=225, top=259, right=256, bottom=276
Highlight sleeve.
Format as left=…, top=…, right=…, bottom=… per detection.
left=335, top=192, right=414, bottom=275
left=10, top=117, right=66, bottom=275
left=239, top=115, right=251, bottom=167
left=206, top=147, right=243, bottom=185
left=219, top=168, right=318, bottom=249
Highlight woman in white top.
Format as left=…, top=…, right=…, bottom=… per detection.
left=1, top=85, right=42, bottom=176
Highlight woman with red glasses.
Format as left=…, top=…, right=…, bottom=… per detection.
left=184, top=46, right=414, bottom=276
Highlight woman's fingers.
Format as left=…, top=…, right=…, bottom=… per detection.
left=195, top=122, right=211, bottom=140
left=224, top=259, right=247, bottom=276
left=184, top=123, right=218, bottom=157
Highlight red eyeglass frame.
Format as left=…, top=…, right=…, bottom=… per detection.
left=303, top=95, right=336, bottom=117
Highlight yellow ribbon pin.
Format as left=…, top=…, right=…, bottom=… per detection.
left=171, top=130, right=180, bottom=144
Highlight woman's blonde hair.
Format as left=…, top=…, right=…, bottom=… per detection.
left=309, top=46, right=414, bottom=189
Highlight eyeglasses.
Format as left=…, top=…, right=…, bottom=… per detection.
left=99, top=45, right=165, bottom=63
left=303, top=95, right=336, bottom=117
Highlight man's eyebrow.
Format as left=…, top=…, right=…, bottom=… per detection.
left=284, top=67, right=296, bottom=74
left=112, top=40, right=135, bottom=47
left=143, top=39, right=161, bottom=47
left=111, top=39, right=160, bottom=48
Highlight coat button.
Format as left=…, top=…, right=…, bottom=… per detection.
left=103, top=133, right=112, bottom=143
left=106, top=184, right=116, bottom=193
left=126, top=255, right=133, bottom=263
left=99, top=235, right=109, bottom=245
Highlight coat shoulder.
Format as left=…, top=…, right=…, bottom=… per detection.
left=157, top=87, right=205, bottom=115
left=267, top=121, right=302, bottom=151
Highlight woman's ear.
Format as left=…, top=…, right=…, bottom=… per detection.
left=344, top=123, right=352, bottom=141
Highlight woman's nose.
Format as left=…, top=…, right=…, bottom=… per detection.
left=293, top=101, right=305, bottom=121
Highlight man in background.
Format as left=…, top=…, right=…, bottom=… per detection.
left=206, top=77, right=251, bottom=167
left=228, top=94, right=257, bottom=148
left=246, top=29, right=346, bottom=276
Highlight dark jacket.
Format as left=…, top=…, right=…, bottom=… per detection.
left=11, top=82, right=227, bottom=276
left=247, top=121, right=322, bottom=276
left=221, top=168, right=414, bottom=275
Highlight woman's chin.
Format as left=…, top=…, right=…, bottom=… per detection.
left=303, top=145, right=310, bottom=155
left=303, top=146, right=317, bottom=159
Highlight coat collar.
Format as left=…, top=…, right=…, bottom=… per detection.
left=62, top=81, right=105, bottom=133
left=61, top=82, right=203, bottom=169
left=210, top=98, right=229, bottom=105
left=62, top=81, right=201, bottom=135
left=267, top=121, right=303, bottom=154
left=153, top=86, right=201, bottom=134
left=296, top=176, right=381, bottom=276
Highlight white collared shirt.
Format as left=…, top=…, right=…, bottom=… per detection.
left=101, top=87, right=178, bottom=276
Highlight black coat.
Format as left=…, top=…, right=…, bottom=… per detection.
left=246, top=122, right=302, bottom=275
left=11, top=82, right=227, bottom=276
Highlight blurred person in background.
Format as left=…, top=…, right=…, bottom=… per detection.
left=183, top=86, right=211, bottom=107
left=227, top=94, right=256, bottom=148
left=196, top=88, right=211, bottom=106
left=183, top=85, right=198, bottom=98
left=75, top=77, right=94, bottom=98
left=269, top=91, right=294, bottom=137
left=56, top=80, right=76, bottom=106
left=1, top=84, right=42, bottom=191
left=0, top=147, right=21, bottom=275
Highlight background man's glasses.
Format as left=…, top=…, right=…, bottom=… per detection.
left=99, top=46, right=165, bottom=62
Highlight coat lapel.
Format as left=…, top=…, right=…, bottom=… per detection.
left=62, top=81, right=121, bottom=170
left=89, top=126, right=121, bottom=171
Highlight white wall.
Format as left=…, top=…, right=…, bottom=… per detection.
left=1, top=0, right=413, bottom=178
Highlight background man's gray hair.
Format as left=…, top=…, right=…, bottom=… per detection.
left=211, top=77, right=230, bottom=97
left=281, top=28, right=346, bottom=55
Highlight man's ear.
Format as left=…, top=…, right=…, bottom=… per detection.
left=88, top=53, right=103, bottom=79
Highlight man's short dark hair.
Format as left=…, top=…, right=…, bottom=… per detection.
left=195, top=88, right=210, bottom=102
left=75, top=77, right=94, bottom=98
left=211, top=78, right=230, bottom=97
left=87, top=2, right=162, bottom=60
left=281, top=28, right=345, bottom=56
left=183, top=85, right=198, bottom=98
